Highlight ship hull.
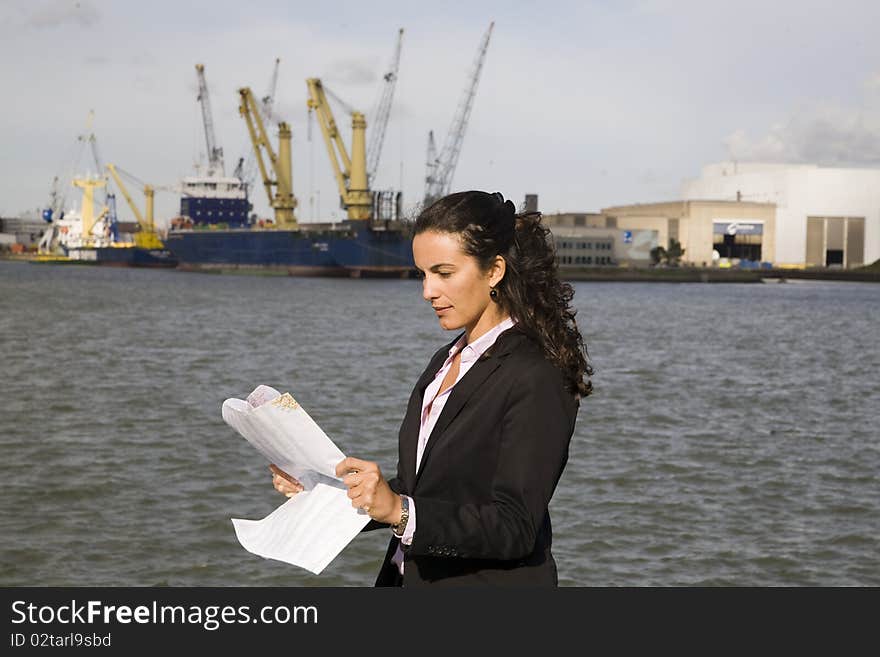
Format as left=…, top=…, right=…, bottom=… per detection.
left=165, top=221, right=415, bottom=277
left=64, top=246, right=179, bottom=268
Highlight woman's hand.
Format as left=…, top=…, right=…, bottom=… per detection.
left=336, top=457, right=402, bottom=525
left=269, top=464, right=303, bottom=497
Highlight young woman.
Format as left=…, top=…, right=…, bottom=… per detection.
left=272, top=190, right=592, bottom=586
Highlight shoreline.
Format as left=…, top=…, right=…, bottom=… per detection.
left=3, top=254, right=879, bottom=283
left=559, top=266, right=880, bottom=283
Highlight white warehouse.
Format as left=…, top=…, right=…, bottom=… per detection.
left=681, top=162, right=880, bottom=268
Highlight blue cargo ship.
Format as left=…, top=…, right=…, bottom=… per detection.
left=165, top=219, right=414, bottom=277
left=166, top=177, right=415, bottom=277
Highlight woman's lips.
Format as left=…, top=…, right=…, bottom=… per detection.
left=433, top=305, right=452, bottom=315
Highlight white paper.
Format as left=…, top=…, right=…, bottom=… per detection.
left=232, top=483, right=371, bottom=575
left=223, top=385, right=370, bottom=575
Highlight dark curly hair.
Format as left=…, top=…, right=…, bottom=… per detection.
left=415, top=190, right=593, bottom=398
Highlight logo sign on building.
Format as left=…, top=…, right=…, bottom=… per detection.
left=713, top=221, right=763, bottom=236
left=623, top=230, right=633, bottom=244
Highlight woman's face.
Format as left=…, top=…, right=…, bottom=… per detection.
left=412, top=230, right=505, bottom=337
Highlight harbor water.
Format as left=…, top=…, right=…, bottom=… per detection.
left=1, top=260, right=877, bottom=586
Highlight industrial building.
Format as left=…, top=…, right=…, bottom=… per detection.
left=682, top=162, right=879, bottom=268
left=0, top=216, right=47, bottom=249
left=600, top=199, right=777, bottom=268
left=541, top=211, right=659, bottom=267
left=541, top=199, right=776, bottom=268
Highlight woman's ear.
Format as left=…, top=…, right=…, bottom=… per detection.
left=489, top=255, right=506, bottom=287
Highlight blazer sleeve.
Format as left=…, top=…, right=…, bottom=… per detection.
left=407, top=362, right=577, bottom=560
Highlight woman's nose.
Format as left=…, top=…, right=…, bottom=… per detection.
left=422, top=276, right=437, bottom=301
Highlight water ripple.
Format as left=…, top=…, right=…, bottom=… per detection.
left=1, top=263, right=878, bottom=585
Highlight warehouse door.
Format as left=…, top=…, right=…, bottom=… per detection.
left=713, top=221, right=763, bottom=262
left=805, top=216, right=865, bottom=268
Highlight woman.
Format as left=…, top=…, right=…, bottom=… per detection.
left=271, top=190, right=592, bottom=586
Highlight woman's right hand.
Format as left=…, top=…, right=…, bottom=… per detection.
left=269, top=464, right=304, bottom=497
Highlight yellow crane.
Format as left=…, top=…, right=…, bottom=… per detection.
left=238, top=87, right=297, bottom=227
left=105, top=164, right=164, bottom=249
left=306, top=78, right=371, bottom=221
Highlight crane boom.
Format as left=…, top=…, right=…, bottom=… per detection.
left=106, top=164, right=144, bottom=225
left=239, top=58, right=281, bottom=189
left=238, top=87, right=297, bottom=226
left=106, top=163, right=163, bottom=248
left=262, top=57, right=281, bottom=120
left=306, top=78, right=371, bottom=220
left=424, top=21, right=494, bottom=206
left=195, top=63, right=224, bottom=177
left=367, top=28, right=404, bottom=183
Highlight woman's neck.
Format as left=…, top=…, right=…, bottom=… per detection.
left=465, top=310, right=512, bottom=344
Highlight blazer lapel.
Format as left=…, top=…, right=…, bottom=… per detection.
left=415, top=328, right=526, bottom=486
left=399, top=333, right=463, bottom=491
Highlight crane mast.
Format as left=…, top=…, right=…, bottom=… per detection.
left=238, top=87, right=297, bottom=227
left=367, top=28, right=404, bottom=184
left=425, top=130, right=438, bottom=196
left=195, top=63, right=224, bottom=177
left=306, top=78, right=371, bottom=221
left=424, top=21, right=494, bottom=206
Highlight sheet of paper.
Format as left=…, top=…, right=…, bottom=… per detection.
left=222, top=385, right=370, bottom=575
left=231, top=482, right=371, bottom=575
left=221, top=385, right=345, bottom=482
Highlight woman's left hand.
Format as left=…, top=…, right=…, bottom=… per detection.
left=336, top=457, right=402, bottom=525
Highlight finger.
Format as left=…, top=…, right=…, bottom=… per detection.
left=271, top=471, right=303, bottom=492
left=273, top=474, right=303, bottom=494
left=335, top=457, right=376, bottom=478
left=269, top=464, right=299, bottom=484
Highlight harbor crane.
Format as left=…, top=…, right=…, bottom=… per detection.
left=195, top=63, right=224, bottom=177
left=366, top=28, right=404, bottom=185
left=105, top=164, right=165, bottom=248
left=43, top=110, right=108, bottom=223
left=238, top=87, right=297, bottom=227
left=40, top=111, right=115, bottom=252
left=423, top=21, right=494, bottom=207
left=306, top=78, right=371, bottom=221
left=235, top=58, right=281, bottom=189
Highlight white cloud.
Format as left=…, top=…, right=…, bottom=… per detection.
left=724, top=76, right=880, bottom=166
left=20, top=0, right=100, bottom=30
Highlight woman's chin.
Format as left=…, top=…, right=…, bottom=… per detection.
left=437, top=317, right=460, bottom=331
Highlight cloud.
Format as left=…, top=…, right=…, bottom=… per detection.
left=22, top=0, right=100, bottom=30
left=322, top=58, right=378, bottom=87
left=724, top=76, right=880, bottom=166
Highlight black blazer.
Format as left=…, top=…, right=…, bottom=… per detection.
left=369, top=326, right=579, bottom=586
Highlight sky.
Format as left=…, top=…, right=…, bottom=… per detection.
left=2, top=0, right=880, bottom=229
